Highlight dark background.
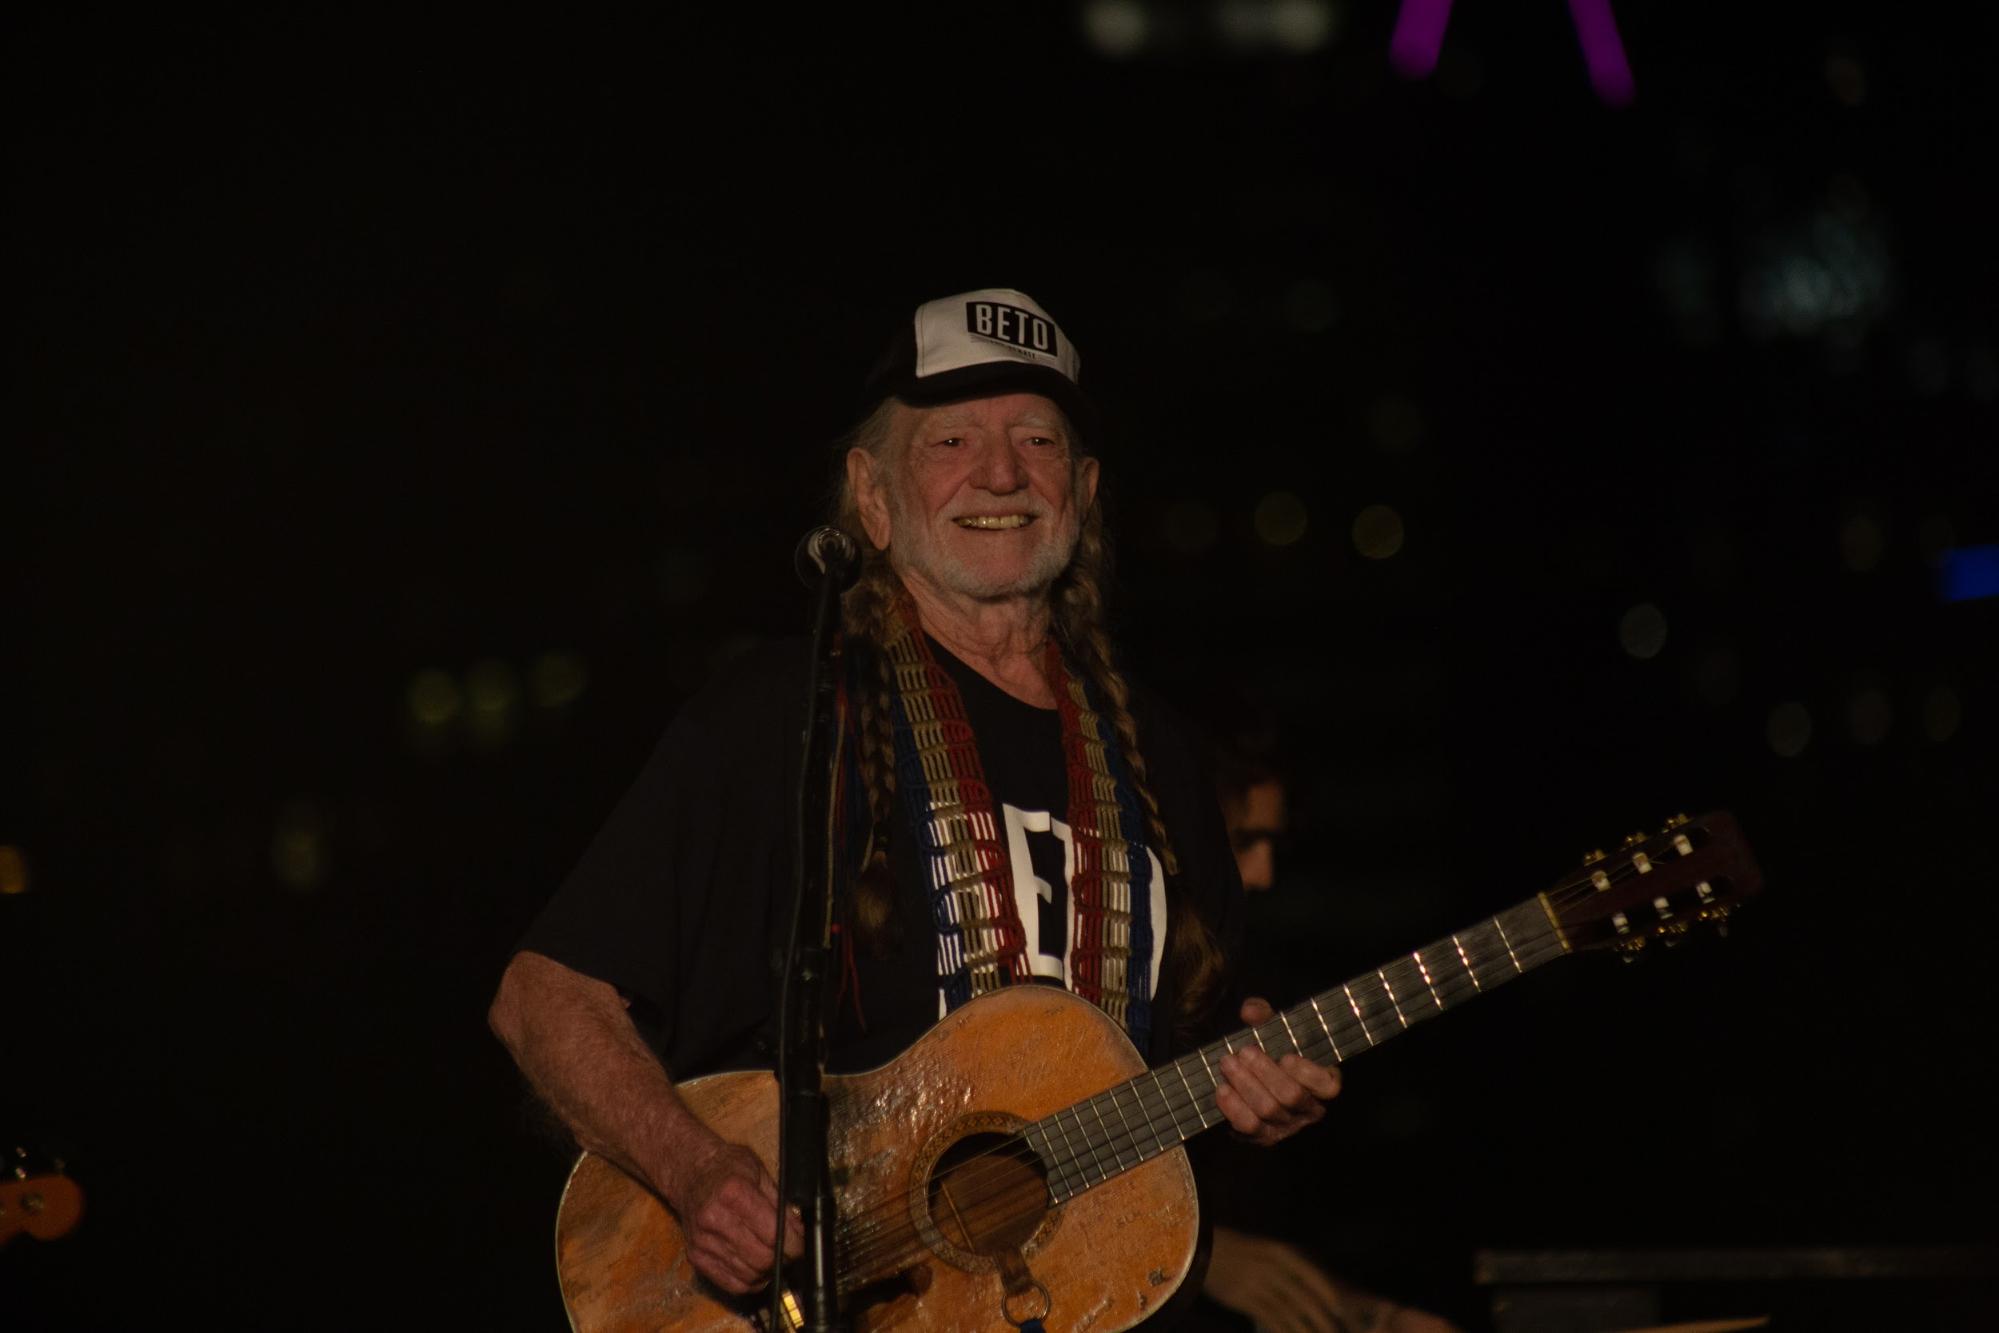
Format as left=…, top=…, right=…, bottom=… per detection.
left=8, top=4, right=1997, bottom=1329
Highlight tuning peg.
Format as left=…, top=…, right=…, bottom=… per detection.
left=1582, top=848, right=1607, bottom=866
left=1620, top=831, right=1648, bottom=850
left=1662, top=813, right=1691, bottom=831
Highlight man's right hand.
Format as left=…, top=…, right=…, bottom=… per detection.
left=486, top=953, right=805, bottom=1295
left=665, top=1136, right=803, bottom=1295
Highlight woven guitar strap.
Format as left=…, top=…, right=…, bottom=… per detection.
left=874, top=597, right=1157, bottom=1050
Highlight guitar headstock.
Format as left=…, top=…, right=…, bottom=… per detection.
left=1544, top=811, right=1762, bottom=959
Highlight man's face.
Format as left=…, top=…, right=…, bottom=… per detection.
left=1226, top=779, right=1288, bottom=892
left=852, top=392, right=1099, bottom=602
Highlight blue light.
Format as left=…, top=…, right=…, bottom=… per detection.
left=1940, top=545, right=1999, bottom=603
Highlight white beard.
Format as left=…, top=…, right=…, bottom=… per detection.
left=885, top=481, right=1081, bottom=601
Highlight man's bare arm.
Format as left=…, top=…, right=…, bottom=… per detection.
left=487, top=949, right=798, bottom=1293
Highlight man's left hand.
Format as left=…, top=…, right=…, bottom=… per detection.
left=1214, top=996, right=1341, bottom=1146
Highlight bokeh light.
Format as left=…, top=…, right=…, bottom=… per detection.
left=1739, top=191, right=1893, bottom=342
left=466, top=658, right=522, bottom=750
left=1840, top=514, right=1885, bottom=572
left=1351, top=504, right=1405, bottom=560
left=0, top=845, right=28, bottom=896
left=408, top=669, right=461, bottom=726
left=1080, top=0, right=1149, bottom=58
left=1923, top=686, right=1962, bottom=743
left=1824, top=53, right=1867, bottom=107
left=1847, top=688, right=1892, bottom=745
left=271, top=800, right=329, bottom=894
left=531, top=652, right=590, bottom=710
left=1271, top=0, right=1340, bottom=53
left=1388, top=0, right=1449, bottom=78
left=1212, top=0, right=1341, bottom=53
left=1567, top=0, right=1636, bottom=107
left=1254, top=491, right=1309, bottom=547
left=1767, top=701, right=1814, bottom=757
left=1283, top=277, right=1339, bottom=333
left=1618, top=603, right=1668, bottom=660
left=1367, top=395, right=1424, bottom=455
left=1938, top=545, right=1999, bottom=603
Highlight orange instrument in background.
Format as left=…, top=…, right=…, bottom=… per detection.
left=3, top=1146, right=85, bottom=1246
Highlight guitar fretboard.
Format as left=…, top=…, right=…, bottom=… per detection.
left=1020, top=896, right=1568, bottom=1203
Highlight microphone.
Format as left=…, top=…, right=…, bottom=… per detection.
left=794, top=525, right=861, bottom=590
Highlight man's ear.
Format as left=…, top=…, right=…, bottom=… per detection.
left=1077, top=455, right=1101, bottom=513
left=848, top=449, right=893, bottom=551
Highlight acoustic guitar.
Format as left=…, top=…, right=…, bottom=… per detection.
left=554, top=811, right=1761, bottom=1333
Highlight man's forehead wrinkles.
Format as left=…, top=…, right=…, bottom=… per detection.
left=915, top=411, right=1062, bottom=431
left=901, top=393, right=1066, bottom=431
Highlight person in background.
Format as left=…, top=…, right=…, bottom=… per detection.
left=1201, top=742, right=1460, bottom=1333
left=1217, top=747, right=1288, bottom=894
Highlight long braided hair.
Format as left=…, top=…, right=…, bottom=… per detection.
left=829, top=400, right=1226, bottom=1028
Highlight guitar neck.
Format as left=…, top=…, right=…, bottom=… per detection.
left=1021, top=895, right=1569, bottom=1203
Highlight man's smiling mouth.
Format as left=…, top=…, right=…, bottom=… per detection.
left=952, top=515, right=1036, bottom=530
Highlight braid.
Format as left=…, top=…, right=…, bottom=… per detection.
left=845, top=564, right=902, bottom=952
left=1053, top=516, right=1180, bottom=876
left=833, top=403, right=904, bottom=954
left=1052, top=512, right=1226, bottom=1027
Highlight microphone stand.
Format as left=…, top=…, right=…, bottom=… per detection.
left=774, top=532, right=856, bottom=1333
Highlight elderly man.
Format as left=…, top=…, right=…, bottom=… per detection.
left=489, top=288, right=1340, bottom=1319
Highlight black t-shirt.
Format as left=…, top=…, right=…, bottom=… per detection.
left=518, top=634, right=1245, bottom=1078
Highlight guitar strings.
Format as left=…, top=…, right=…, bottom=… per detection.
left=829, top=878, right=1623, bottom=1281
left=834, top=849, right=1715, bottom=1283
left=833, top=854, right=1698, bottom=1277
left=831, top=920, right=1573, bottom=1285
left=834, top=940, right=1568, bottom=1288
left=826, top=882, right=1620, bottom=1283
left=829, top=876, right=1623, bottom=1280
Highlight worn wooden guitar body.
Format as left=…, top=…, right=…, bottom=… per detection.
left=555, top=985, right=1198, bottom=1333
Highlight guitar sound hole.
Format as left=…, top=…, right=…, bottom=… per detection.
left=924, top=1131, right=1049, bottom=1257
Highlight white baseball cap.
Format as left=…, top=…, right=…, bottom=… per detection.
left=860, top=287, right=1098, bottom=446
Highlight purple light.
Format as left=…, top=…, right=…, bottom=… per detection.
left=1390, top=0, right=1636, bottom=106
left=1567, top=0, right=1637, bottom=106
left=1390, top=0, right=1454, bottom=79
